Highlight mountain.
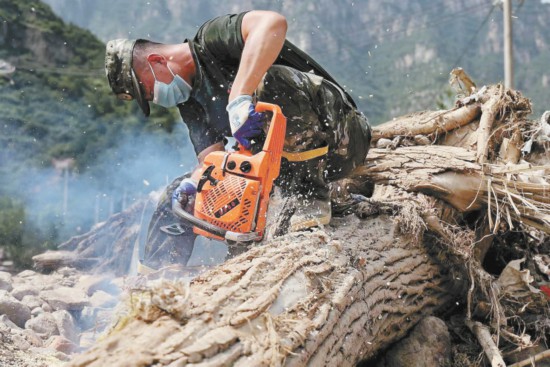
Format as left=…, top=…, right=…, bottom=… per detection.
left=43, top=0, right=550, bottom=123
left=1, top=0, right=549, bottom=264
left=0, top=0, right=195, bottom=253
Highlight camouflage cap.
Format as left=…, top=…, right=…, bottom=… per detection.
left=105, top=39, right=150, bottom=117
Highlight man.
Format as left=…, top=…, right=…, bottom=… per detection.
left=105, top=10, right=371, bottom=270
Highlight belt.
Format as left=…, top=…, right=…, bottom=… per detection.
left=282, top=145, right=328, bottom=162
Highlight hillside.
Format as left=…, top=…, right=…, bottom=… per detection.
left=43, top=0, right=550, bottom=124
left=1, top=0, right=549, bottom=264
left=0, top=0, right=195, bottom=261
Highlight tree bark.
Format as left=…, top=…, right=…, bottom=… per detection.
left=371, top=104, right=481, bottom=144
left=50, top=83, right=548, bottom=366
left=68, top=213, right=464, bottom=367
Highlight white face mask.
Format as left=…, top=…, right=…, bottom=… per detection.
left=148, top=61, right=192, bottom=108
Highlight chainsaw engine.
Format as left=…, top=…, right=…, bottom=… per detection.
left=173, top=102, right=286, bottom=243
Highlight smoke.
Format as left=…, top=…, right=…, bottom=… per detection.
left=20, top=121, right=197, bottom=242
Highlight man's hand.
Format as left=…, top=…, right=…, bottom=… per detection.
left=171, top=178, right=197, bottom=213
left=226, top=95, right=265, bottom=149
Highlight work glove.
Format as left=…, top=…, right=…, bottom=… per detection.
left=171, top=178, right=197, bottom=213
left=226, top=95, right=265, bottom=149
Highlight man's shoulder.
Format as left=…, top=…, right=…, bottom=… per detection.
left=194, top=12, right=248, bottom=44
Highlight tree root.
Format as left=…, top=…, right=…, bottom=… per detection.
left=465, top=319, right=506, bottom=367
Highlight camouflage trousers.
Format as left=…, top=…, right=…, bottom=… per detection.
left=257, top=65, right=371, bottom=199
left=143, top=65, right=371, bottom=269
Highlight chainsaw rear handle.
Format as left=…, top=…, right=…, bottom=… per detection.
left=256, top=102, right=285, bottom=155
left=235, top=102, right=286, bottom=155
left=254, top=101, right=282, bottom=114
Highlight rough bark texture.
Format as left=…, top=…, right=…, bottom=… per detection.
left=69, top=214, right=464, bottom=367
left=371, top=104, right=482, bottom=144
left=358, top=146, right=482, bottom=212
left=32, top=83, right=548, bottom=366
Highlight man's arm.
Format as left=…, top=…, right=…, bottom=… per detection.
left=228, top=11, right=287, bottom=102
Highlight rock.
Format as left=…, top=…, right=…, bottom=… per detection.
left=0, top=316, right=13, bottom=333
left=17, top=328, right=44, bottom=347
left=39, top=287, right=89, bottom=311
left=78, top=307, right=97, bottom=331
left=0, top=292, right=32, bottom=328
left=79, top=306, right=115, bottom=332
left=11, top=333, right=31, bottom=351
left=29, top=346, right=70, bottom=362
left=46, top=335, right=80, bottom=355
left=0, top=314, right=21, bottom=331
left=21, top=295, right=43, bottom=310
left=76, top=274, right=120, bottom=296
left=31, top=307, right=44, bottom=317
left=11, top=284, right=39, bottom=300
left=52, top=310, right=79, bottom=344
left=89, top=290, right=118, bottom=308
left=0, top=271, right=13, bottom=291
left=25, top=312, right=59, bottom=339
left=16, top=270, right=37, bottom=278
left=0, top=261, right=14, bottom=273
left=42, top=302, right=53, bottom=313
left=377, top=316, right=452, bottom=367
left=57, top=267, right=78, bottom=278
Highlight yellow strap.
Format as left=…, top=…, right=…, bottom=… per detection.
left=137, top=261, right=156, bottom=275
left=281, top=146, right=328, bottom=162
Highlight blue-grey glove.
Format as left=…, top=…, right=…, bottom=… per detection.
left=171, top=178, right=197, bottom=212
left=226, top=95, right=265, bottom=149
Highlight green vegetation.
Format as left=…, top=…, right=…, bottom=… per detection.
left=2, top=0, right=549, bottom=268
left=0, top=197, right=57, bottom=269
left=0, top=0, right=185, bottom=268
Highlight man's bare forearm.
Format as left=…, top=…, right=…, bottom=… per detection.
left=228, top=11, right=287, bottom=101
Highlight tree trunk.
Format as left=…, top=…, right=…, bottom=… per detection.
left=68, top=213, right=464, bottom=367
left=47, top=83, right=548, bottom=366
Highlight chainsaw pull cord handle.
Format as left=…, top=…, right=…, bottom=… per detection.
left=196, top=165, right=218, bottom=193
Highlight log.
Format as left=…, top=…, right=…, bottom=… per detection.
left=353, top=146, right=550, bottom=233
left=68, top=214, right=465, bottom=367
left=33, top=194, right=159, bottom=276
left=57, top=83, right=548, bottom=366
left=371, top=104, right=481, bottom=143
left=32, top=250, right=99, bottom=272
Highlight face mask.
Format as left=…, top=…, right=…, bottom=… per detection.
left=148, top=61, right=192, bottom=108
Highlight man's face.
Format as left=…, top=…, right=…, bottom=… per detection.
left=135, top=55, right=175, bottom=101
left=133, top=66, right=154, bottom=101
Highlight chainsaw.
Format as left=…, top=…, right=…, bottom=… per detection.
left=172, top=102, right=287, bottom=243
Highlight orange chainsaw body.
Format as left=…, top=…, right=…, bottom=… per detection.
left=192, top=102, right=287, bottom=242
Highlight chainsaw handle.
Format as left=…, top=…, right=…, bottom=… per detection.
left=255, top=101, right=282, bottom=115
left=234, top=102, right=286, bottom=154
left=254, top=102, right=287, bottom=155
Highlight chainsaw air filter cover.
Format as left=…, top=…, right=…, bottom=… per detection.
left=191, top=102, right=287, bottom=242
left=194, top=164, right=260, bottom=236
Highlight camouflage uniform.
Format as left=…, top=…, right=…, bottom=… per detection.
left=105, top=12, right=371, bottom=269
left=143, top=65, right=371, bottom=269
left=257, top=65, right=371, bottom=200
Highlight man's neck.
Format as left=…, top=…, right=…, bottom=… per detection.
left=170, top=43, right=196, bottom=86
